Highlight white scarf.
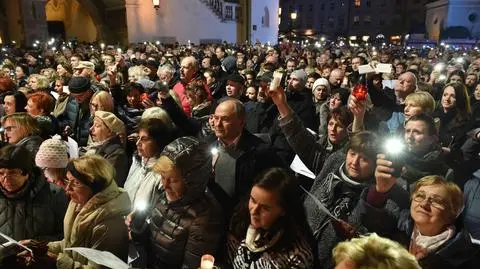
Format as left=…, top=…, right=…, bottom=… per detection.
left=409, top=226, right=456, bottom=259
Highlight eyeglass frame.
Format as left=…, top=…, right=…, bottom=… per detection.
left=412, top=191, right=448, bottom=210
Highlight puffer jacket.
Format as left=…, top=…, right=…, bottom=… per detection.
left=48, top=180, right=131, bottom=269
left=73, top=102, right=92, bottom=147
left=54, top=93, right=78, bottom=132
left=132, top=137, right=224, bottom=269
left=0, top=169, right=67, bottom=241
left=123, top=155, right=161, bottom=206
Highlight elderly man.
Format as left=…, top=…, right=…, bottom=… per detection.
left=67, top=76, right=95, bottom=146
left=157, top=64, right=177, bottom=89
left=369, top=71, right=417, bottom=115
left=329, top=68, right=347, bottom=90
left=173, top=56, right=201, bottom=115
left=210, top=98, right=284, bottom=212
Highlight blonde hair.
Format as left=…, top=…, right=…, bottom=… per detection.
left=28, top=74, right=50, bottom=90
left=1, top=112, right=40, bottom=138
left=141, top=107, right=174, bottom=127
left=333, top=233, right=420, bottom=269
left=405, top=91, right=436, bottom=114
left=70, top=155, right=115, bottom=186
left=413, top=175, right=464, bottom=219
left=153, top=155, right=177, bottom=176
left=91, top=91, right=114, bottom=113
left=128, top=65, right=150, bottom=81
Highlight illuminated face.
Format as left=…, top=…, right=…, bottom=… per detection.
left=160, top=166, right=186, bottom=202
left=327, top=117, right=347, bottom=144
left=441, top=86, right=456, bottom=112
left=246, top=87, right=257, bottom=101
left=26, top=98, right=42, bottom=117
left=404, top=100, right=424, bottom=120
left=89, top=117, right=113, bottom=142
left=404, top=120, right=434, bottom=154
left=249, top=186, right=284, bottom=230
left=306, top=77, right=316, bottom=89
left=329, top=93, right=343, bottom=110
left=345, top=149, right=375, bottom=181
left=474, top=84, right=480, bottom=101
left=28, top=77, right=38, bottom=90
left=136, top=129, right=158, bottom=159
left=411, top=185, right=452, bottom=236
left=314, top=85, right=329, bottom=102
left=465, top=75, right=477, bottom=87
left=225, top=81, right=244, bottom=98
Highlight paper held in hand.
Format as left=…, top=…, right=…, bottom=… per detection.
left=0, top=232, right=32, bottom=254
left=358, top=63, right=392, bottom=74
left=300, top=186, right=340, bottom=222
left=65, top=247, right=129, bottom=269
left=270, top=71, right=283, bottom=90
left=290, top=155, right=316, bottom=179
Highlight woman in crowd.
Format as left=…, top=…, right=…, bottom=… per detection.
left=333, top=233, right=421, bottom=269
left=35, top=138, right=70, bottom=189
left=15, top=64, right=29, bottom=87
left=2, top=112, right=43, bottom=155
left=185, top=79, right=212, bottom=118
left=83, top=111, right=128, bottom=187
left=27, top=74, right=50, bottom=92
left=356, top=172, right=480, bottom=269
left=227, top=168, right=315, bottom=269
left=3, top=91, right=28, bottom=115
left=56, top=63, right=72, bottom=82
left=318, top=87, right=350, bottom=135
left=0, top=144, right=67, bottom=240
left=433, top=82, right=472, bottom=152
left=26, top=91, right=60, bottom=138
left=129, top=137, right=224, bottom=269
left=89, top=90, right=115, bottom=116
left=312, top=78, right=331, bottom=130
left=123, top=117, right=176, bottom=206
left=46, top=155, right=131, bottom=268
left=113, top=82, right=145, bottom=137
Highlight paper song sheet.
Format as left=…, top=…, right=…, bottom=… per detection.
left=290, top=155, right=316, bottom=179
left=65, top=247, right=129, bottom=269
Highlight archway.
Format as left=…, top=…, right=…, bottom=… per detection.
left=45, top=0, right=97, bottom=42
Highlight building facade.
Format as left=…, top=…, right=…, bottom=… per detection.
left=0, top=0, right=279, bottom=46
left=279, top=0, right=428, bottom=40
left=426, top=0, right=480, bottom=41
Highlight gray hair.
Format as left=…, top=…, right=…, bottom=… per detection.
left=158, top=64, right=175, bottom=75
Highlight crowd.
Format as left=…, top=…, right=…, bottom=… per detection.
left=0, top=39, right=479, bottom=269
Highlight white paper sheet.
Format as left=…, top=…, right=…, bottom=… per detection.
left=65, top=247, right=129, bottom=269
left=290, top=155, right=316, bottom=179
left=382, top=80, right=396, bottom=89
left=0, top=232, right=32, bottom=254
left=358, top=63, right=393, bottom=74
left=300, top=186, right=340, bottom=222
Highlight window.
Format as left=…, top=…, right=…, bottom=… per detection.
left=328, top=16, right=334, bottom=28
left=364, top=15, right=371, bottom=24
left=262, top=7, right=270, bottom=27
left=225, top=6, right=233, bottom=19
left=354, top=0, right=361, bottom=7
left=353, top=15, right=360, bottom=24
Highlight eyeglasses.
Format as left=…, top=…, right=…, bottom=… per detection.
left=0, top=169, right=23, bottom=179
left=63, top=178, right=84, bottom=189
left=412, top=191, right=447, bottom=210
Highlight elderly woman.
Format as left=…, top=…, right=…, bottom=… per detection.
left=0, top=144, right=66, bottom=240
left=83, top=111, right=128, bottom=187
left=26, top=91, right=60, bottom=138
left=129, top=137, right=224, bottom=269
left=2, top=112, right=43, bottom=155
left=45, top=155, right=131, bottom=268
left=35, top=138, right=70, bottom=189
left=123, top=118, right=176, bottom=206
left=356, top=170, right=480, bottom=268
left=227, top=168, right=315, bottom=269
left=27, top=74, right=50, bottom=92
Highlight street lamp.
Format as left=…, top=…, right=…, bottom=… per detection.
left=152, top=0, right=160, bottom=10
left=290, top=12, right=297, bottom=37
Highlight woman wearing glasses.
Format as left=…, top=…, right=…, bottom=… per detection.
left=45, top=155, right=131, bottom=268
left=355, top=169, right=480, bottom=269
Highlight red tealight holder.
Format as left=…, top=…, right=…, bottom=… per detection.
left=352, top=84, right=368, bottom=101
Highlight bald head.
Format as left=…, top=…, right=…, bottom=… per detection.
left=329, top=69, right=345, bottom=88
left=180, top=56, right=198, bottom=82
left=213, top=98, right=246, bottom=145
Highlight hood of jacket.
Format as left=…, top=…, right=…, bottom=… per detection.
left=160, top=136, right=211, bottom=206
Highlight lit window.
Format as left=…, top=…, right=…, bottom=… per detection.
left=354, top=0, right=361, bottom=7
left=353, top=16, right=360, bottom=24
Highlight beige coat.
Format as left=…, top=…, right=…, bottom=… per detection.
left=48, top=181, right=131, bottom=269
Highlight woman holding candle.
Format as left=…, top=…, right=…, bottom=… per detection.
left=227, top=168, right=315, bottom=269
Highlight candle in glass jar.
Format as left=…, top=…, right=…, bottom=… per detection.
left=201, top=260, right=214, bottom=269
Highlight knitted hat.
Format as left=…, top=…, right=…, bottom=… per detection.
left=312, top=78, right=330, bottom=92
left=68, top=76, right=91, bottom=93
left=35, top=139, right=69, bottom=168
left=291, top=69, right=307, bottom=86
left=94, top=111, right=126, bottom=139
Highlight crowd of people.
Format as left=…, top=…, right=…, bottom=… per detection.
left=0, top=39, right=479, bottom=269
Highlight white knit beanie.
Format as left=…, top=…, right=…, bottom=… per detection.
left=312, top=78, right=330, bottom=92
left=35, top=138, right=69, bottom=168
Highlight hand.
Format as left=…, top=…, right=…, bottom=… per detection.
left=374, top=154, right=398, bottom=193
left=107, top=64, right=118, bottom=86
left=267, top=86, right=287, bottom=106
left=62, top=125, right=72, bottom=137
left=125, top=211, right=135, bottom=240
left=141, top=98, right=156, bottom=109
left=348, top=94, right=367, bottom=119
